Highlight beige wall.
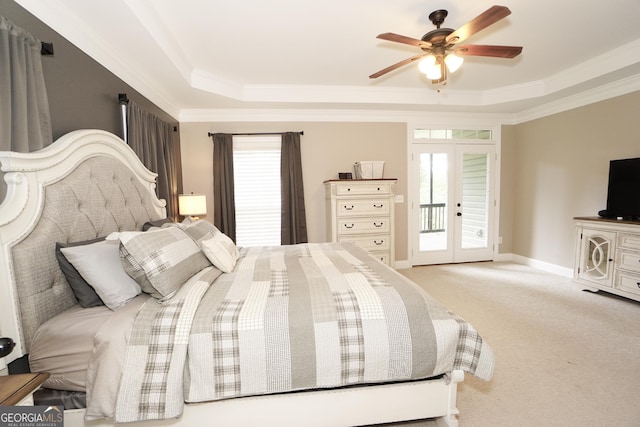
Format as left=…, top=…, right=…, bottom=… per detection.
left=498, top=124, right=516, bottom=255
left=506, top=91, right=640, bottom=268
left=181, top=91, right=640, bottom=270
left=180, top=122, right=408, bottom=260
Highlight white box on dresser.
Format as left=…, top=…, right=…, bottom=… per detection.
left=325, top=179, right=397, bottom=267
left=573, top=216, right=640, bottom=302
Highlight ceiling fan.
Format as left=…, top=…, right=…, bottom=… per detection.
left=369, top=5, right=522, bottom=85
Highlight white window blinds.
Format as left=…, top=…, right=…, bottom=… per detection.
left=233, top=136, right=281, bottom=247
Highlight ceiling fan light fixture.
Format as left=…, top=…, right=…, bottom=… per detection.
left=370, top=6, right=522, bottom=84
left=418, top=55, right=441, bottom=79
left=418, top=55, right=437, bottom=74
left=425, top=61, right=442, bottom=80
left=444, top=53, right=464, bottom=73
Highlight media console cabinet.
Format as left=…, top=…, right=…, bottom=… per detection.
left=573, top=217, right=640, bottom=302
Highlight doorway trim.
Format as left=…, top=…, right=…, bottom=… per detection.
left=406, top=121, right=502, bottom=266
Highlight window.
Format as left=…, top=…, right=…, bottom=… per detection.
left=233, top=136, right=281, bottom=246
left=414, top=129, right=492, bottom=140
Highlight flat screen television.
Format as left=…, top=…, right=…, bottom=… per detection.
left=602, top=157, right=640, bottom=219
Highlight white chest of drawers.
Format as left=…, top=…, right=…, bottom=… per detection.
left=325, top=179, right=396, bottom=266
left=573, top=217, right=640, bottom=302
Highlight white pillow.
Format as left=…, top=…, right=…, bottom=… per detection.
left=60, top=240, right=141, bottom=310
left=200, top=232, right=239, bottom=273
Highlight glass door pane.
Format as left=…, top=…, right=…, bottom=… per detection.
left=460, top=153, right=489, bottom=249
left=411, top=141, right=495, bottom=266
left=419, top=152, right=449, bottom=252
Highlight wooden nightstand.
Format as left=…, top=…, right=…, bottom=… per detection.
left=0, top=373, right=49, bottom=406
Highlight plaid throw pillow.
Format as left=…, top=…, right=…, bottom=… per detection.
left=173, top=220, right=239, bottom=273
left=173, top=220, right=221, bottom=245
left=118, top=227, right=211, bottom=300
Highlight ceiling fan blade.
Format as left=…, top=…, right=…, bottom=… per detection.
left=369, top=54, right=427, bottom=79
left=377, top=33, right=432, bottom=49
left=445, top=5, right=511, bottom=45
left=453, top=44, right=522, bottom=58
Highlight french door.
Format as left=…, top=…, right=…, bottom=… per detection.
left=411, top=143, right=496, bottom=265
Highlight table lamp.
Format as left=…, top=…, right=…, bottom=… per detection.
left=178, top=193, right=207, bottom=220
left=0, top=337, right=15, bottom=373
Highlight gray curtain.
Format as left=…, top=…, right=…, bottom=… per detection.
left=0, top=16, right=52, bottom=152
left=127, top=100, right=180, bottom=220
left=281, top=132, right=308, bottom=244
left=212, top=133, right=236, bottom=242
left=0, top=16, right=52, bottom=201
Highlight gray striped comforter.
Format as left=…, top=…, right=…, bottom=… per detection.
left=114, top=242, right=494, bottom=422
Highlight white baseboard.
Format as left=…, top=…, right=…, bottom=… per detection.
left=394, top=259, right=411, bottom=269
left=498, top=253, right=573, bottom=278
left=398, top=253, right=573, bottom=278
left=493, top=252, right=513, bottom=262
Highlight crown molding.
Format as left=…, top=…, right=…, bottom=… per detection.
left=15, top=0, right=640, bottom=123
left=182, top=72, right=640, bottom=125
left=178, top=108, right=509, bottom=124
left=122, top=0, right=193, bottom=82
left=15, top=0, right=181, bottom=119
left=512, top=73, right=640, bottom=124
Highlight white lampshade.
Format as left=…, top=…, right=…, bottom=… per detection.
left=425, top=62, right=442, bottom=80
left=178, top=193, right=207, bottom=217
left=418, top=55, right=442, bottom=80
left=418, top=55, right=437, bottom=74
left=445, top=53, right=464, bottom=73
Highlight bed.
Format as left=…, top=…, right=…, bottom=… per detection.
left=0, top=129, right=494, bottom=427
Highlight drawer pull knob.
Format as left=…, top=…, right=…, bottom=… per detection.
left=344, top=224, right=355, bottom=229
left=374, top=240, right=384, bottom=245
left=344, top=205, right=354, bottom=210
left=637, top=282, right=640, bottom=289
left=373, top=222, right=384, bottom=228
left=373, top=204, right=384, bottom=208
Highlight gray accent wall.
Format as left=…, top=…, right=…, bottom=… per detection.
left=0, top=0, right=177, bottom=140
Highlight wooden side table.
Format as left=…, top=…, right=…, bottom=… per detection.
left=0, top=373, right=49, bottom=406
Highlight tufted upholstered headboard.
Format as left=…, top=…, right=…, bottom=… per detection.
left=0, top=130, right=166, bottom=362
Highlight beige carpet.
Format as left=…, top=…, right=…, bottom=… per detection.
left=381, top=261, right=640, bottom=427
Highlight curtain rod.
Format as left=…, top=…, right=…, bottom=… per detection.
left=208, top=131, right=303, bottom=137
